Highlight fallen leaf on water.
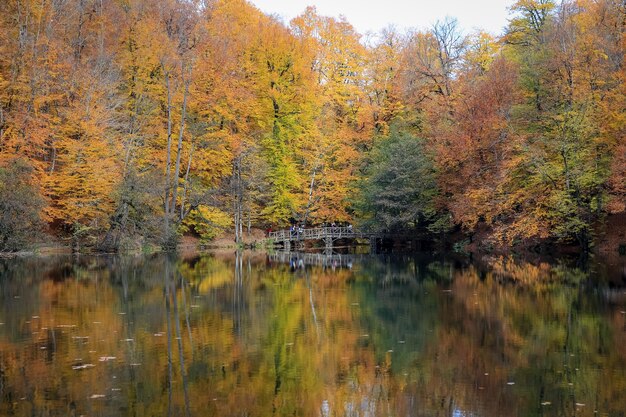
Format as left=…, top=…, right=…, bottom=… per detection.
left=576, top=403, right=585, bottom=407
left=72, top=364, right=95, bottom=370
left=90, top=394, right=105, bottom=399
left=99, top=356, right=116, bottom=362
left=541, top=402, right=551, bottom=406
left=507, top=382, right=515, bottom=385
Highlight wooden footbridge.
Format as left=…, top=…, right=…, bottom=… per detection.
left=268, top=226, right=377, bottom=251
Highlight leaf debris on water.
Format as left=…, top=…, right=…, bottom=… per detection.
left=72, top=364, right=95, bottom=370
left=99, top=356, right=116, bottom=362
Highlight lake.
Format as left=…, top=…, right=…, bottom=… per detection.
left=0, top=251, right=624, bottom=416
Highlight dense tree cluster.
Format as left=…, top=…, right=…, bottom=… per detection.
left=0, top=0, right=623, bottom=251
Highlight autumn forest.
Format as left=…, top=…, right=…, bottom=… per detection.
left=0, top=0, right=624, bottom=253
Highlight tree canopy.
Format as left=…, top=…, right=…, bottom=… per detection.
left=0, top=0, right=623, bottom=251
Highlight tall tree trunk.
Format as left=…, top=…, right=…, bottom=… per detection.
left=170, top=67, right=190, bottom=218
left=232, top=156, right=246, bottom=244
left=302, top=157, right=321, bottom=226
left=164, top=70, right=173, bottom=240
left=180, top=141, right=194, bottom=221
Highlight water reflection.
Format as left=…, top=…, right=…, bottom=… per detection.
left=0, top=253, right=624, bottom=416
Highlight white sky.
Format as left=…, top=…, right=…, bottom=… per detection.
left=249, top=0, right=517, bottom=36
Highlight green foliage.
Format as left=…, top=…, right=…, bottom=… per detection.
left=182, top=205, right=231, bottom=242
left=355, top=128, right=439, bottom=232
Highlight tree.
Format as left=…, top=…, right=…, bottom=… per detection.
left=0, top=159, right=45, bottom=251
left=355, top=128, right=439, bottom=232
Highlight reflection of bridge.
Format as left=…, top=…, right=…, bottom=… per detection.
left=268, top=252, right=361, bottom=269
left=268, top=227, right=376, bottom=251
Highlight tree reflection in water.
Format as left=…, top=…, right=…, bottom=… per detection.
left=0, top=252, right=624, bottom=416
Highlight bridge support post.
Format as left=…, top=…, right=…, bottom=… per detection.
left=324, top=237, right=333, bottom=251
left=284, top=240, right=291, bottom=252
left=369, top=237, right=378, bottom=254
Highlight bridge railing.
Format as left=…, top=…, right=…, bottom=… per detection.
left=268, top=226, right=368, bottom=241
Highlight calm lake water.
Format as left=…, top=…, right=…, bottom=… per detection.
left=0, top=252, right=624, bottom=416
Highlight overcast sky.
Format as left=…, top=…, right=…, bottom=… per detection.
left=249, top=0, right=516, bottom=36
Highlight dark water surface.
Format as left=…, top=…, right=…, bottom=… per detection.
left=0, top=252, right=625, bottom=416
